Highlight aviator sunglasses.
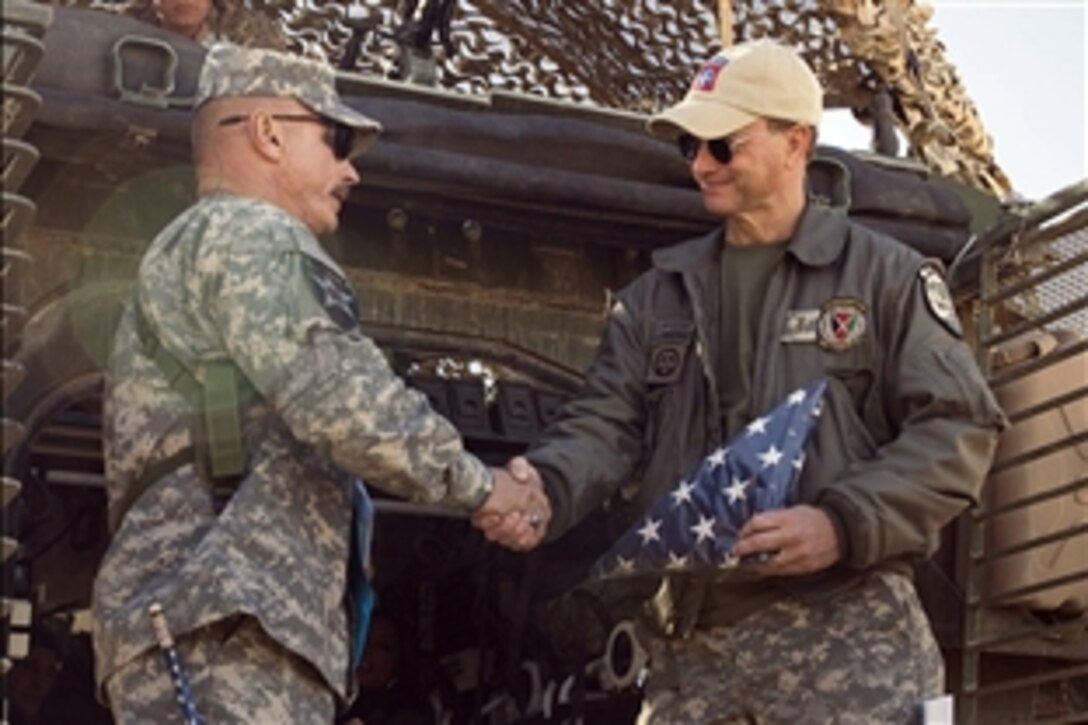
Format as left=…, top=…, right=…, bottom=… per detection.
left=677, top=131, right=753, bottom=165
left=218, top=113, right=355, bottom=161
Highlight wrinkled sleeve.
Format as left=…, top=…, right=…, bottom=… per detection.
left=818, top=263, right=1007, bottom=568
left=198, top=229, right=491, bottom=511
left=525, top=283, right=651, bottom=539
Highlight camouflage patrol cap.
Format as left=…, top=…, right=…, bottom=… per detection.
left=196, top=43, right=382, bottom=157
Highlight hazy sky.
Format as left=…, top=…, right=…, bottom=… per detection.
left=819, top=0, right=1087, bottom=201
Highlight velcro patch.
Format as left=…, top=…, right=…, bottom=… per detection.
left=306, top=257, right=360, bottom=331
left=647, top=321, right=693, bottom=384
left=817, top=298, right=867, bottom=352
left=919, top=265, right=962, bottom=337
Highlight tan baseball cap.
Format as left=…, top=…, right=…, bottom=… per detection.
left=196, top=43, right=382, bottom=158
left=648, top=40, right=823, bottom=141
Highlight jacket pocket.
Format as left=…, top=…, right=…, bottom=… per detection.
left=824, top=375, right=879, bottom=464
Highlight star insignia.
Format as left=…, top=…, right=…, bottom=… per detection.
left=316, top=274, right=355, bottom=317
left=788, top=389, right=807, bottom=406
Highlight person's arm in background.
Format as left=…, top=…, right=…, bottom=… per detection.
left=476, top=281, right=654, bottom=548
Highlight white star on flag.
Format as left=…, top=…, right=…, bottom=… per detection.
left=691, top=515, right=716, bottom=543
left=666, top=551, right=690, bottom=570
left=793, top=454, right=806, bottom=471
left=746, top=416, right=770, bottom=436
left=671, top=479, right=696, bottom=507
left=637, top=518, right=662, bottom=545
left=614, top=556, right=635, bottom=575
left=788, top=388, right=807, bottom=406
left=719, top=552, right=740, bottom=569
left=758, top=445, right=783, bottom=469
left=591, top=379, right=828, bottom=579
left=725, top=476, right=751, bottom=504
left=706, top=447, right=729, bottom=468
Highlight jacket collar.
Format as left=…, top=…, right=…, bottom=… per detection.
left=652, top=203, right=849, bottom=273
left=783, top=203, right=850, bottom=267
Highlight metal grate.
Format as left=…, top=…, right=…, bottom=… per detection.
left=1038, top=226, right=1088, bottom=335
left=963, top=179, right=1088, bottom=724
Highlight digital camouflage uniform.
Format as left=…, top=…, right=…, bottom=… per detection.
left=526, top=204, right=1006, bottom=723
left=93, top=46, right=492, bottom=722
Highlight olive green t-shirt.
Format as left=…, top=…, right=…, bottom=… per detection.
left=701, top=239, right=789, bottom=627
left=717, top=240, right=788, bottom=437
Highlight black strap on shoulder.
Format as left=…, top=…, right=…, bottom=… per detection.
left=133, top=297, right=203, bottom=406
left=108, top=446, right=195, bottom=533
left=112, top=299, right=249, bottom=530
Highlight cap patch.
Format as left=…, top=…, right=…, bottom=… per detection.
left=692, top=55, right=729, bottom=92
left=817, top=298, right=867, bottom=352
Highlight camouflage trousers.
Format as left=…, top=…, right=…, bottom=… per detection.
left=637, top=570, right=943, bottom=725
left=104, top=614, right=336, bottom=724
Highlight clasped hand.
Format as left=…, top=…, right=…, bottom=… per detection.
left=473, top=457, right=549, bottom=551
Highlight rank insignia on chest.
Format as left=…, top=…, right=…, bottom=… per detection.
left=817, top=298, right=867, bottom=351
left=306, top=257, right=360, bottom=331
left=781, top=309, right=820, bottom=343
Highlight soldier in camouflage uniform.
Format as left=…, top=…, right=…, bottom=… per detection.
left=484, top=41, right=1006, bottom=723
left=93, top=44, right=545, bottom=722
left=129, top=0, right=288, bottom=50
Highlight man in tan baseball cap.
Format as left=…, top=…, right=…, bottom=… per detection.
left=648, top=38, right=823, bottom=142
left=648, top=39, right=823, bottom=243
left=486, top=38, right=1002, bottom=724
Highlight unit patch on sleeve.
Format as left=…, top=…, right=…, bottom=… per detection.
left=305, top=257, right=360, bottom=331
left=919, top=265, right=962, bottom=337
left=817, top=298, right=867, bottom=352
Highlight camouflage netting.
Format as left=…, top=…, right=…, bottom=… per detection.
left=71, top=0, right=1010, bottom=198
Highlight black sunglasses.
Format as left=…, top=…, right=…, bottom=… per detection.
left=677, top=132, right=752, bottom=165
left=218, top=113, right=355, bottom=161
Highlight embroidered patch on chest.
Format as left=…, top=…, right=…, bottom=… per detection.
left=651, top=345, right=683, bottom=379
left=306, top=258, right=360, bottom=331
left=817, top=298, right=867, bottom=351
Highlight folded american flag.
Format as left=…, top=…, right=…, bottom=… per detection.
left=592, top=378, right=828, bottom=578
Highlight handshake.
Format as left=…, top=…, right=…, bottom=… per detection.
left=473, top=457, right=550, bottom=552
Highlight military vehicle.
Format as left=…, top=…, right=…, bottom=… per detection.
left=2, top=1, right=1085, bottom=723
